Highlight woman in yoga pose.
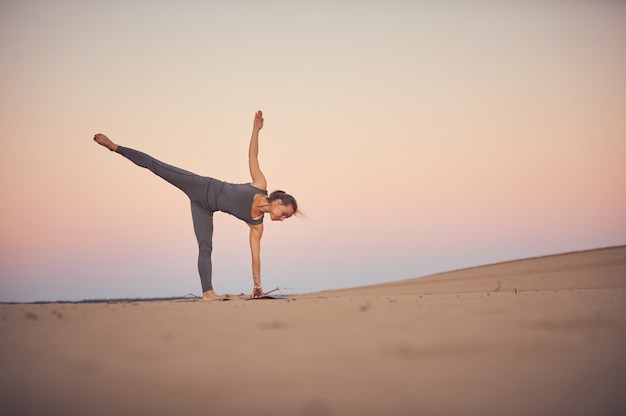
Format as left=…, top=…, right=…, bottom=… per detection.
left=93, top=111, right=297, bottom=300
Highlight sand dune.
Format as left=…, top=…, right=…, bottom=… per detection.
left=1, top=245, right=625, bottom=416
left=312, top=245, right=626, bottom=297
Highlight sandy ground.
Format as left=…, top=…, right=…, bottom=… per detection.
left=1, top=245, right=625, bottom=416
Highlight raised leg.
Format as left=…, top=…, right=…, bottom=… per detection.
left=114, top=146, right=207, bottom=201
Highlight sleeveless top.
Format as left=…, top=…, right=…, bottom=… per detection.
left=213, top=181, right=268, bottom=225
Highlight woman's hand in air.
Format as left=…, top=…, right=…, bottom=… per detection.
left=253, top=110, right=264, bottom=131
left=250, top=285, right=265, bottom=299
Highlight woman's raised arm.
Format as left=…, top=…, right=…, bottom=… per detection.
left=249, top=110, right=267, bottom=190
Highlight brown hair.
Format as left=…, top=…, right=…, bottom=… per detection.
left=268, top=190, right=298, bottom=214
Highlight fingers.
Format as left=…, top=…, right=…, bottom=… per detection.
left=249, top=287, right=264, bottom=299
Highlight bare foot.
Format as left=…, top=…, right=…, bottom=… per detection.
left=201, top=290, right=228, bottom=301
left=93, top=133, right=118, bottom=152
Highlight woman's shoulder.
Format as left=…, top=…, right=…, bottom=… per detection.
left=247, top=182, right=268, bottom=194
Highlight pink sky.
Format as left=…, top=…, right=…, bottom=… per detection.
left=1, top=1, right=625, bottom=302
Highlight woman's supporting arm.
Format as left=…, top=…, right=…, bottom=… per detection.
left=248, top=223, right=264, bottom=298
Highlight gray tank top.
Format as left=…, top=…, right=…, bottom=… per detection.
left=214, top=182, right=268, bottom=225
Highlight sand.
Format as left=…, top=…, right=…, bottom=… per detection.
left=1, top=245, right=625, bottom=416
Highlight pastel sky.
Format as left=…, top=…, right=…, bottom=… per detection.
left=1, top=1, right=625, bottom=302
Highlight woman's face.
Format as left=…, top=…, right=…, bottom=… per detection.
left=269, top=200, right=295, bottom=221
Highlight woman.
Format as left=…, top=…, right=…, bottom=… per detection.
left=93, top=111, right=297, bottom=300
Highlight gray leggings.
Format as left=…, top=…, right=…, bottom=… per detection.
left=117, top=146, right=216, bottom=292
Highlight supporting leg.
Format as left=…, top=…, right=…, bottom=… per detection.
left=190, top=202, right=221, bottom=298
